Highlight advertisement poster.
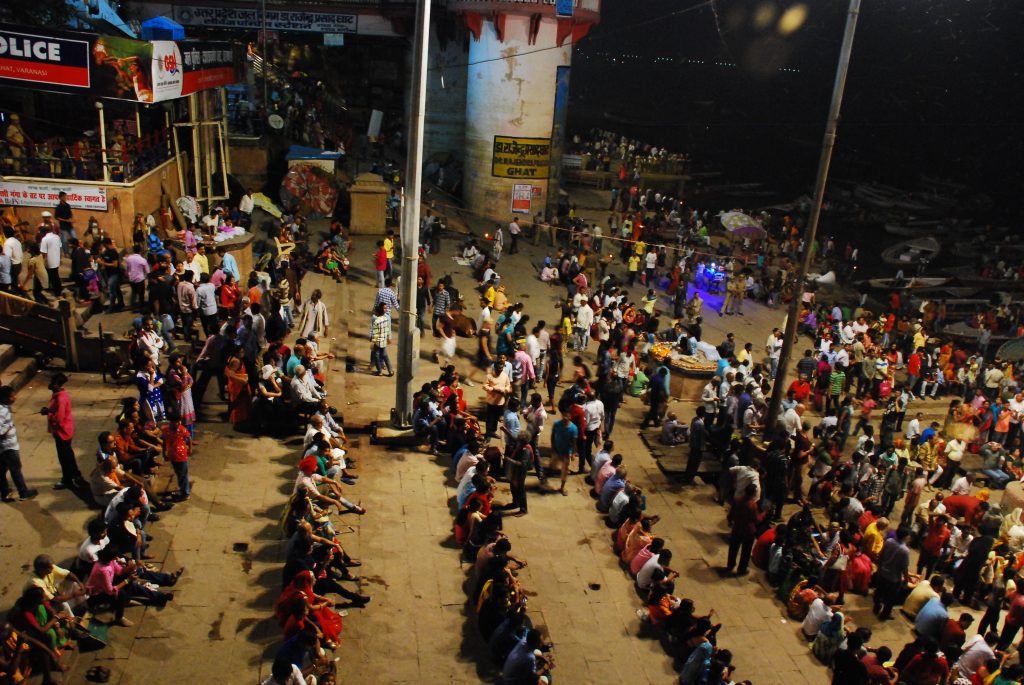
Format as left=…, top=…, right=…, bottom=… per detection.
left=177, top=42, right=236, bottom=96
left=0, top=24, right=235, bottom=103
left=491, top=136, right=551, bottom=179
left=0, top=182, right=108, bottom=211
left=91, top=34, right=155, bottom=102
left=172, top=6, right=358, bottom=34
left=511, top=184, right=532, bottom=214
left=0, top=25, right=92, bottom=92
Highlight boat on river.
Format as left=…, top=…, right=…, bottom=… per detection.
left=880, top=237, right=941, bottom=267
left=865, top=276, right=952, bottom=290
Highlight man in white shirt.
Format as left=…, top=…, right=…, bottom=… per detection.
left=39, top=223, right=64, bottom=296
left=575, top=303, right=594, bottom=351
left=766, top=329, right=783, bottom=379
left=955, top=632, right=997, bottom=679
left=583, top=393, right=605, bottom=468
left=950, top=473, right=974, bottom=497
left=238, top=190, right=254, bottom=227
left=536, top=323, right=551, bottom=379
left=1009, top=393, right=1024, bottom=446
left=906, top=412, right=923, bottom=442
left=195, top=273, right=219, bottom=335
left=3, top=226, right=24, bottom=291
left=801, top=595, right=834, bottom=638
left=508, top=217, right=521, bottom=254
left=290, top=365, right=323, bottom=412
left=783, top=403, right=805, bottom=437
left=637, top=549, right=678, bottom=590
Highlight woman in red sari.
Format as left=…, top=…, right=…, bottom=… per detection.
left=224, top=344, right=251, bottom=427
left=274, top=570, right=343, bottom=647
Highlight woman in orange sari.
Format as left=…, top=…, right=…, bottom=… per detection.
left=274, top=570, right=343, bottom=647
left=224, top=344, right=251, bottom=427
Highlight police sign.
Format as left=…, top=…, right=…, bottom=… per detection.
left=0, top=25, right=91, bottom=90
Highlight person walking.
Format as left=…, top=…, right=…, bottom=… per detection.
left=508, top=217, right=521, bottom=254
left=43, top=373, right=84, bottom=490
left=725, top=483, right=762, bottom=576
left=369, top=303, right=393, bottom=376
left=873, top=527, right=912, bottom=620
left=39, top=223, right=63, bottom=297
left=683, top=407, right=708, bottom=484
left=0, top=386, right=38, bottom=501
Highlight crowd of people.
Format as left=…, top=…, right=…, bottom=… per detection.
left=368, top=171, right=1024, bottom=685
left=0, top=185, right=368, bottom=683
left=2, top=112, right=174, bottom=183
left=269, top=397, right=369, bottom=685
left=1, top=367, right=188, bottom=683
left=567, top=128, right=692, bottom=177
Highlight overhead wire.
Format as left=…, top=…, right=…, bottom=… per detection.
left=426, top=0, right=720, bottom=72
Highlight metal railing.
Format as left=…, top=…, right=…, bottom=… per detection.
left=0, top=129, right=174, bottom=184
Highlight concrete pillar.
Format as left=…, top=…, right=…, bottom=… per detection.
left=463, top=15, right=570, bottom=222
left=423, top=24, right=469, bottom=165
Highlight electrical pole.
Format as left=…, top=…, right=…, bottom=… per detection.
left=766, top=0, right=863, bottom=431
left=394, top=0, right=431, bottom=426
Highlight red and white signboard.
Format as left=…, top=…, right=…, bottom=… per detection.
left=151, top=40, right=235, bottom=101
left=0, top=182, right=108, bottom=211
left=511, top=183, right=532, bottom=214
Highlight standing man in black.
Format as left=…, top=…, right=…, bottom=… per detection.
left=683, top=406, right=708, bottom=484
left=54, top=191, right=75, bottom=255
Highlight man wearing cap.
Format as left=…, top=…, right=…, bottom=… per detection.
left=39, top=221, right=63, bottom=297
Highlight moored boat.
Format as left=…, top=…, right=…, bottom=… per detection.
left=880, top=237, right=941, bottom=266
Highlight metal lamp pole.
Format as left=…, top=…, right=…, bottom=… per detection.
left=766, top=0, right=863, bottom=431
left=394, top=0, right=432, bottom=426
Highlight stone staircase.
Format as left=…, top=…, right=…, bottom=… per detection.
left=0, top=343, right=38, bottom=391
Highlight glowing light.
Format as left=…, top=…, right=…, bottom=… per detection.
left=753, top=2, right=777, bottom=30
left=778, top=4, right=808, bottom=35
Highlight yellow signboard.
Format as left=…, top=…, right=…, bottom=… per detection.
left=492, top=136, right=551, bottom=179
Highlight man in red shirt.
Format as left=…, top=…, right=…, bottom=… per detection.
left=997, top=592, right=1024, bottom=650
left=162, top=417, right=192, bottom=501
left=44, top=373, right=84, bottom=490
left=899, top=641, right=948, bottom=685
left=907, top=348, right=923, bottom=394
left=374, top=240, right=388, bottom=289
left=918, top=513, right=952, bottom=578
left=726, top=483, right=763, bottom=576
left=788, top=374, right=812, bottom=402
left=942, top=493, right=989, bottom=527
left=566, top=396, right=587, bottom=473
left=938, top=613, right=973, bottom=660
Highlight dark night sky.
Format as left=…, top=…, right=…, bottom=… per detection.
left=570, top=0, right=1024, bottom=199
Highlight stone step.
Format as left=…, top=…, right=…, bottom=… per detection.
left=0, top=355, right=38, bottom=392
left=0, top=343, right=16, bottom=371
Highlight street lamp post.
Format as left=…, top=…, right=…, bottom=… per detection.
left=765, top=0, right=863, bottom=431
left=393, top=0, right=432, bottom=426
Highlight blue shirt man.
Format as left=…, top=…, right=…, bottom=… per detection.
left=551, top=418, right=578, bottom=458
left=501, top=631, right=547, bottom=685
left=219, top=250, right=240, bottom=282
left=915, top=595, right=950, bottom=640
left=503, top=408, right=521, bottom=448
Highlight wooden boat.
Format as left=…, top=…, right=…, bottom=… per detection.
left=883, top=221, right=947, bottom=238
left=941, top=321, right=1014, bottom=342
left=954, top=277, right=1024, bottom=292
left=865, top=276, right=952, bottom=290
left=880, top=237, right=941, bottom=266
